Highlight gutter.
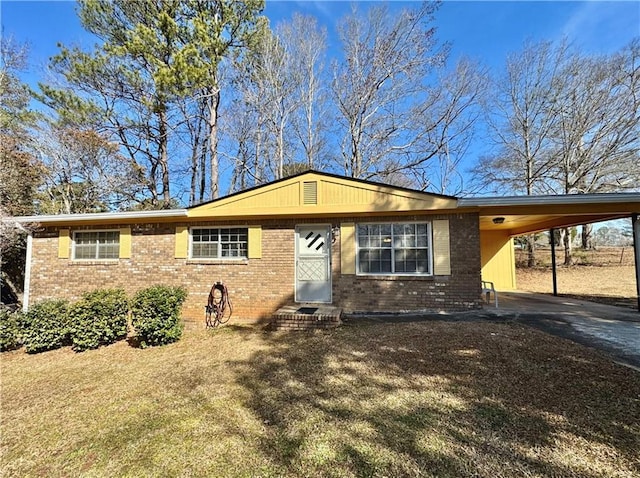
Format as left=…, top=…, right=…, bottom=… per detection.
left=9, top=209, right=188, bottom=224
left=22, top=233, right=33, bottom=313
left=459, top=193, right=640, bottom=208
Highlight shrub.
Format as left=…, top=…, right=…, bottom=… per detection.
left=0, top=307, right=22, bottom=352
left=130, top=285, right=187, bottom=348
left=22, top=299, right=70, bottom=353
left=69, top=289, right=129, bottom=352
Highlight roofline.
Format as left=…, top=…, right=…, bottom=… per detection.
left=189, top=169, right=458, bottom=209
left=8, top=209, right=188, bottom=224
left=459, top=192, right=640, bottom=208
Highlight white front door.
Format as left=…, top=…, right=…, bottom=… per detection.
left=295, top=225, right=331, bottom=303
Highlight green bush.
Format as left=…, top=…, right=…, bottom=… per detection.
left=130, top=285, right=187, bottom=348
left=0, top=308, right=22, bottom=352
left=22, top=299, right=70, bottom=353
left=69, top=289, right=129, bottom=352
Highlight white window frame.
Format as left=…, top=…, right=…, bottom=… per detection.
left=72, top=229, right=120, bottom=261
left=355, top=221, right=433, bottom=276
left=189, top=226, right=249, bottom=260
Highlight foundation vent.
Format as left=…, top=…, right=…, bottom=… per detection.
left=303, top=181, right=318, bottom=205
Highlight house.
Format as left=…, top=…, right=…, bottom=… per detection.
left=12, top=171, right=640, bottom=323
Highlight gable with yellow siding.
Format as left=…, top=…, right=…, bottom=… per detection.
left=188, top=172, right=457, bottom=219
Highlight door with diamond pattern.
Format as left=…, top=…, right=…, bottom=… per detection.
left=295, top=225, right=331, bottom=303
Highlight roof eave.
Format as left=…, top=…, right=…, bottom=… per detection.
left=459, top=193, right=640, bottom=207
left=7, top=209, right=189, bottom=224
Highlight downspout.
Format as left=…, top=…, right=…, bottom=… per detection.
left=550, top=228, right=558, bottom=297
left=632, top=213, right=640, bottom=312
left=22, top=232, right=33, bottom=312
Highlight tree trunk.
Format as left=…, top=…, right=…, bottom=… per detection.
left=581, top=223, right=593, bottom=249
left=198, top=134, right=208, bottom=202
left=158, top=107, right=170, bottom=205
left=189, top=141, right=198, bottom=206
left=277, top=121, right=284, bottom=179
left=306, top=101, right=314, bottom=169
left=189, top=106, right=205, bottom=206
left=526, top=234, right=536, bottom=267
left=207, top=87, right=221, bottom=199
left=563, top=227, right=572, bottom=265
left=149, top=160, right=159, bottom=207
left=63, top=183, right=72, bottom=214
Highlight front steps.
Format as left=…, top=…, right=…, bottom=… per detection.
left=272, top=304, right=343, bottom=330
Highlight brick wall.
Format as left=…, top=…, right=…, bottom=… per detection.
left=333, top=213, right=482, bottom=313
left=28, top=213, right=482, bottom=325
left=29, top=222, right=296, bottom=324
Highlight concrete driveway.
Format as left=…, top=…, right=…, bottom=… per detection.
left=487, top=292, right=640, bottom=370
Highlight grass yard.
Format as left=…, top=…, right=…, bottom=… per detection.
left=1, top=321, right=639, bottom=478
left=516, top=247, right=637, bottom=309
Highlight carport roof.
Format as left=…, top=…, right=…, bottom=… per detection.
left=460, top=192, right=640, bottom=236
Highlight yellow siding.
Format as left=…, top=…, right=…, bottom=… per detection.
left=321, top=179, right=454, bottom=211
left=239, top=183, right=301, bottom=208
left=175, top=226, right=189, bottom=259
left=187, top=172, right=458, bottom=218
left=189, top=182, right=300, bottom=217
left=119, top=227, right=131, bottom=259
left=480, top=230, right=516, bottom=290
left=248, top=225, right=262, bottom=259
left=340, top=222, right=356, bottom=274
left=322, top=180, right=372, bottom=205
left=432, top=220, right=451, bottom=275
left=58, top=229, right=70, bottom=259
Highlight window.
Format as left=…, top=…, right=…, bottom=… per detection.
left=191, top=227, right=248, bottom=259
left=73, top=231, right=120, bottom=260
left=356, top=223, right=431, bottom=275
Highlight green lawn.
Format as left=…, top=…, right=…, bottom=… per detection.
left=1, top=320, right=639, bottom=477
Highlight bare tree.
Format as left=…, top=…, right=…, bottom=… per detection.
left=280, top=13, right=329, bottom=170
left=397, top=58, right=487, bottom=195
left=34, top=124, right=145, bottom=214
left=475, top=40, right=573, bottom=195
left=550, top=43, right=640, bottom=196
left=474, top=40, right=573, bottom=266
left=258, top=30, right=300, bottom=179
left=225, top=13, right=329, bottom=186
left=473, top=39, right=639, bottom=265
left=224, top=96, right=264, bottom=192
left=331, top=2, right=448, bottom=179
left=225, top=25, right=285, bottom=186
left=173, top=94, right=209, bottom=205
left=548, top=40, right=640, bottom=262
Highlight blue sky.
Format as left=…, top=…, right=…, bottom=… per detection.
left=3, top=1, right=638, bottom=89
left=1, top=0, right=639, bottom=201
left=265, top=1, right=639, bottom=65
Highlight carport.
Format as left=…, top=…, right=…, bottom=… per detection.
left=459, top=193, right=640, bottom=311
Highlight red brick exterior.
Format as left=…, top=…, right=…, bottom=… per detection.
left=333, top=213, right=482, bottom=312
left=28, top=213, right=482, bottom=325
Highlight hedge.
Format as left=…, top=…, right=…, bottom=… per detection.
left=0, top=308, right=22, bottom=352
left=131, top=285, right=187, bottom=348
left=21, top=299, right=70, bottom=353
left=69, top=289, right=129, bottom=352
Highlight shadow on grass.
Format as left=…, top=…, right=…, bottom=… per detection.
left=231, top=321, right=640, bottom=477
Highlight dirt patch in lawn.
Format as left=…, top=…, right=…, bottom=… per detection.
left=2, top=322, right=639, bottom=477
left=516, top=247, right=638, bottom=309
